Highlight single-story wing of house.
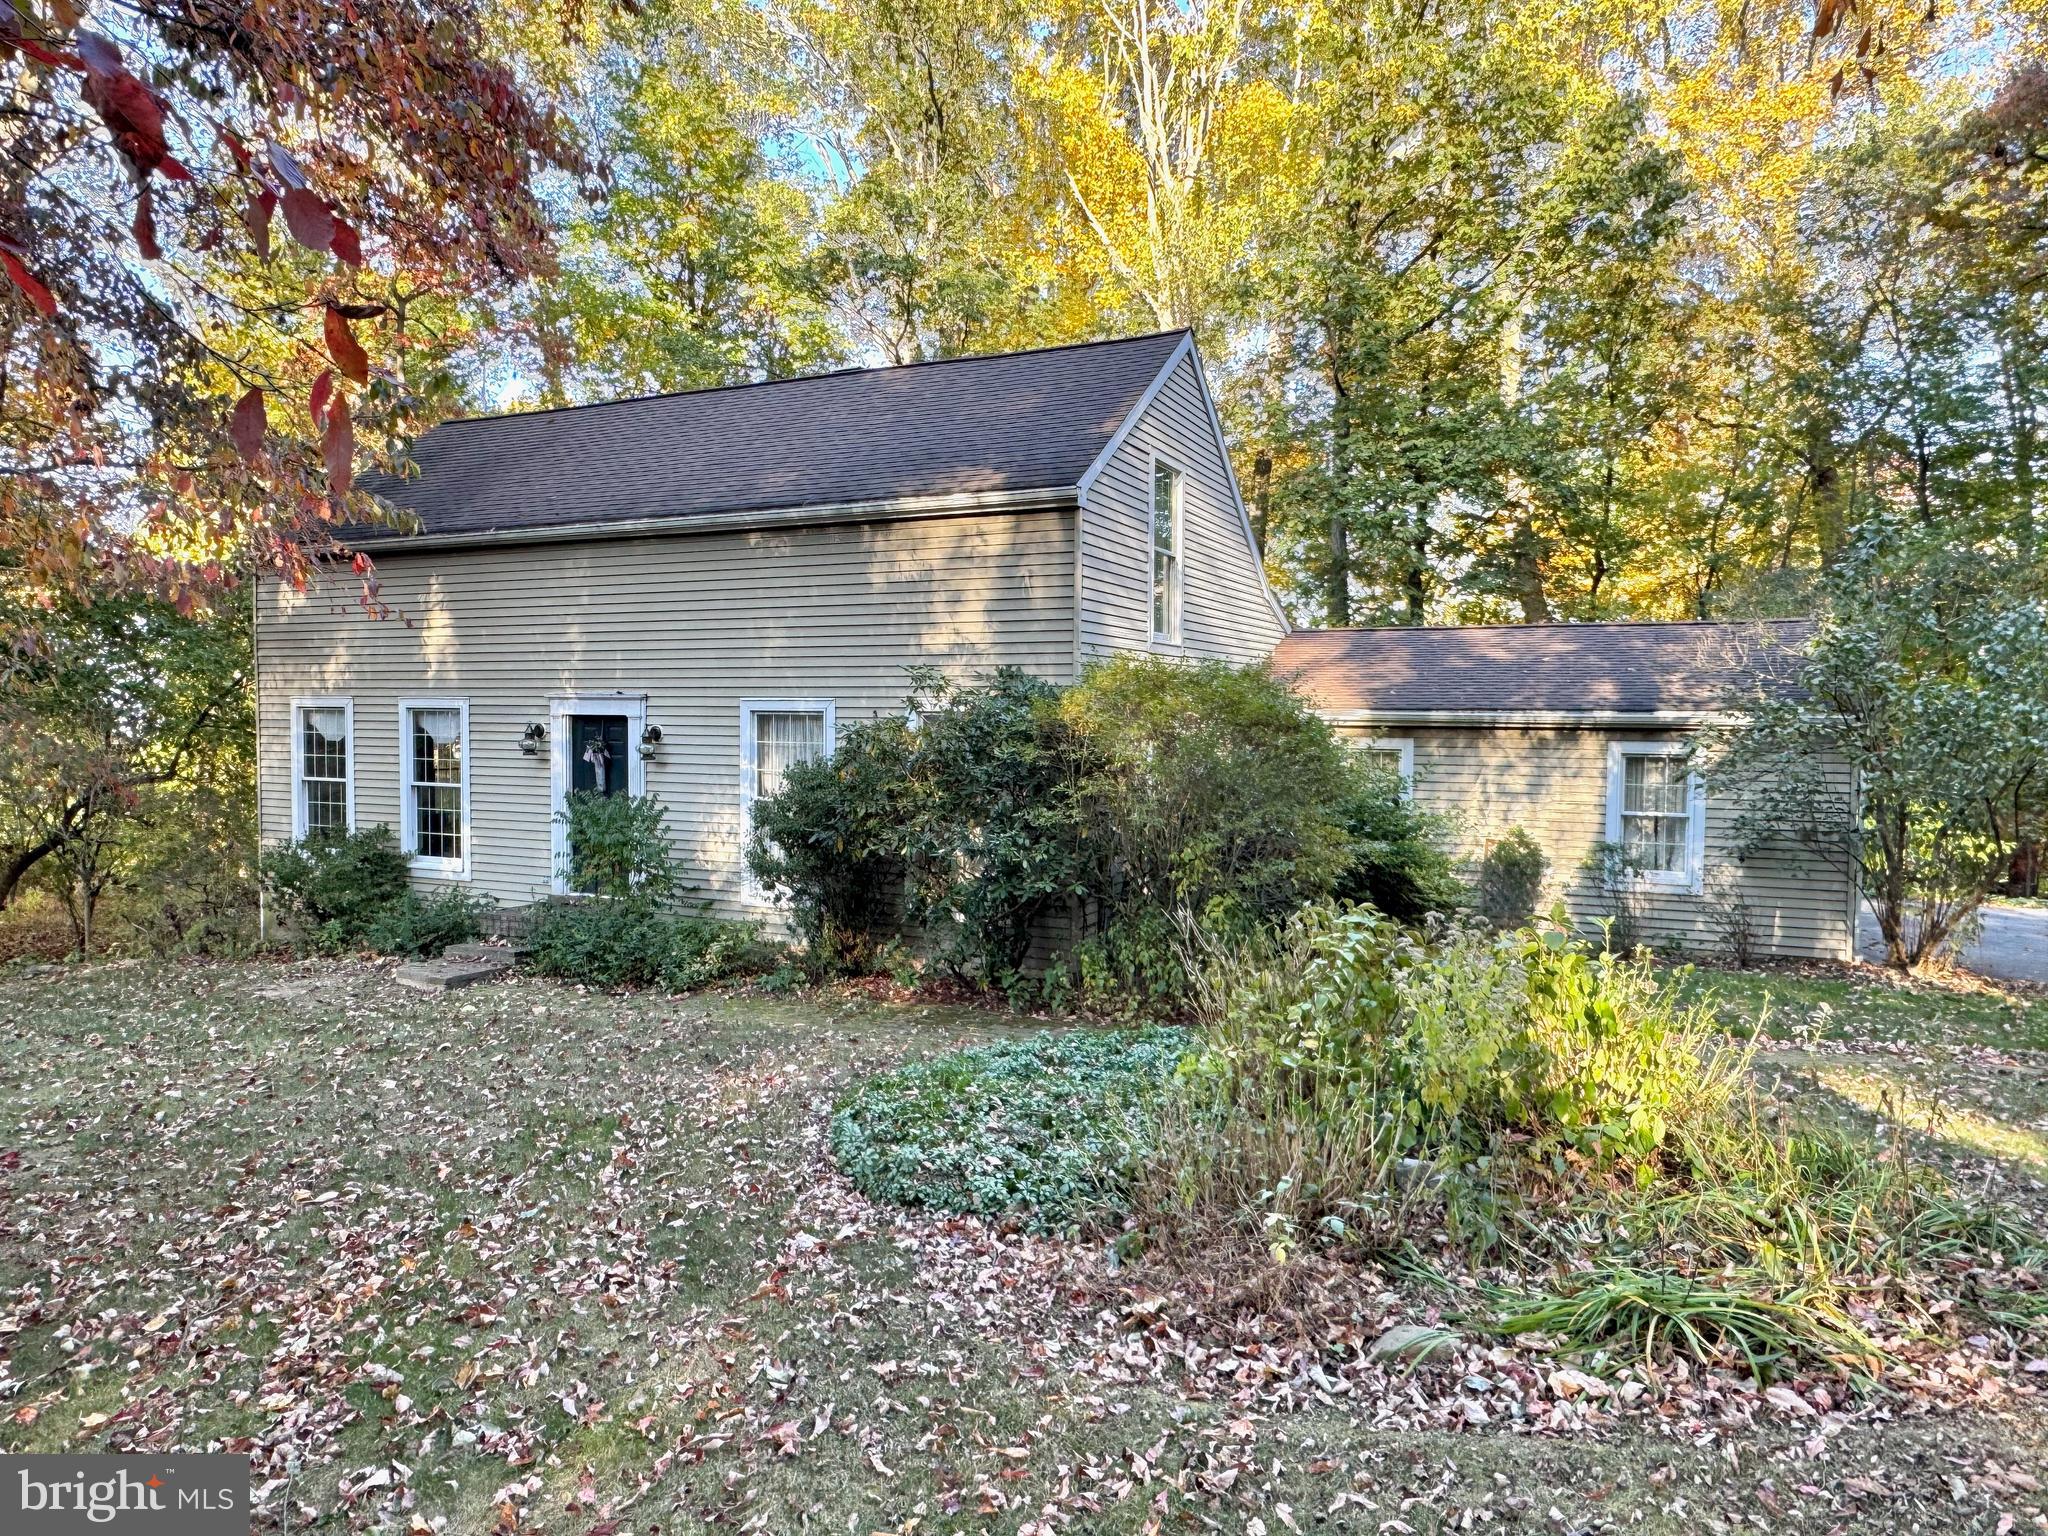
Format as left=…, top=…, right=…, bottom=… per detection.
left=256, top=329, right=1851, bottom=960
left=1274, top=621, right=1856, bottom=960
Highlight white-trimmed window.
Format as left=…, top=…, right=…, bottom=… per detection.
left=1605, top=741, right=1704, bottom=891
left=399, top=698, right=469, bottom=876
left=1354, top=736, right=1415, bottom=796
left=1150, top=457, right=1182, bottom=642
left=740, top=699, right=835, bottom=903
left=291, top=697, right=353, bottom=839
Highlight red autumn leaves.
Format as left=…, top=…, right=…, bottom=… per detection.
left=253, top=139, right=365, bottom=272
left=1, top=19, right=373, bottom=509
left=231, top=313, right=364, bottom=504
left=225, top=143, right=375, bottom=506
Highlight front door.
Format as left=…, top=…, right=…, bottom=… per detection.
left=569, top=714, right=629, bottom=798
left=565, top=713, right=629, bottom=892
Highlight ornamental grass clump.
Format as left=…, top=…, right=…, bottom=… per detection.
left=1494, top=1266, right=1880, bottom=1384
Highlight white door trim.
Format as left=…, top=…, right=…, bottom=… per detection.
left=549, top=692, right=648, bottom=894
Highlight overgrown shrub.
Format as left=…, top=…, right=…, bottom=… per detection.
left=1138, top=906, right=1748, bottom=1254
left=1587, top=839, right=1652, bottom=953
left=361, top=889, right=492, bottom=958
left=560, top=790, right=680, bottom=901
left=750, top=658, right=1368, bottom=1006
left=1059, top=655, right=1356, bottom=931
left=831, top=1028, right=1188, bottom=1228
left=1071, top=904, right=1194, bottom=1019
left=746, top=721, right=909, bottom=970
left=1330, top=761, right=1464, bottom=921
left=536, top=791, right=767, bottom=988
left=259, top=826, right=410, bottom=952
left=1475, top=827, right=1546, bottom=927
left=526, top=899, right=765, bottom=989
left=109, top=781, right=261, bottom=957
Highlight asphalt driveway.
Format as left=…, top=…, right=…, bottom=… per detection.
left=1858, top=899, right=2048, bottom=984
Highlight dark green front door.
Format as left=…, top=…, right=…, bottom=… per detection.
left=565, top=714, right=629, bottom=893
left=569, top=714, right=628, bottom=798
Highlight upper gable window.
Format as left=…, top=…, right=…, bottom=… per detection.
left=1151, top=459, right=1181, bottom=642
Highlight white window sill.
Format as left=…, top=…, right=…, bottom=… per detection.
left=1623, top=870, right=1699, bottom=894
left=407, top=857, right=472, bottom=882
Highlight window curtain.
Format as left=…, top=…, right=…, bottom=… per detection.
left=754, top=712, right=825, bottom=800
left=303, top=707, right=346, bottom=745
left=1622, top=756, right=1688, bottom=871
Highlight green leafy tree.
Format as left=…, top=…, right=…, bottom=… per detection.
left=1710, top=520, right=2048, bottom=971
left=511, top=16, right=844, bottom=401
left=0, top=592, right=250, bottom=945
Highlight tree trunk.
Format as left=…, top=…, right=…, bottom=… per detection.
left=0, top=835, right=64, bottom=912
left=1327, top=513, right=1350, bottom=626
left=1512, top=515, right=1551, bottom=622
left=1404, top=524, right=1428, bottom=624
left=1251, top=454, right=1272, bottom=555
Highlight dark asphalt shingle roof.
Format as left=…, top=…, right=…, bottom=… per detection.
left=1273, top=620, right=1813, bottom=717
left=354, top=330, right=1189, bottom=542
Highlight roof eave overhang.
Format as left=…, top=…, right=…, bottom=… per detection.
left=1314, top=707, right=1748, bottom=728
left=345, top=484, right=1078, bottom=555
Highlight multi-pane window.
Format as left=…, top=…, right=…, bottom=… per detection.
left=1608, top=744, right=1699, bottom=887
left=294, top=700, right=350, bottom=838
left=1355, top=737, right=1414, bottom=796
left=1151, top=460, right=1181, bottom=641
left=740, top=701, right=834, bottom=902
left=750, top=710, right=828, bottom=805
left=403, top=702, right=466, bottom=869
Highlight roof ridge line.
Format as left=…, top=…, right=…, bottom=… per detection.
left=438, top=329, right=1194, bottom=429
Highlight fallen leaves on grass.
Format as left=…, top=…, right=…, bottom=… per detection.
left=0, top=959, right=2042, bottom=1536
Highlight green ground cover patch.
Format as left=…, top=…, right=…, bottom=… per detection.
left=830, top=1026, right=1187, bottom=1226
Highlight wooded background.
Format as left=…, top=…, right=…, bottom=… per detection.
left=486, top=0, right=2048, bottom=629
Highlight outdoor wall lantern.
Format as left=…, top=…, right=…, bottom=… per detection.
left=638, top=723, right=663, bottom=761
left=519, top=721, right=548, bottom=756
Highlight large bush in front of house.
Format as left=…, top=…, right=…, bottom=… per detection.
left=1475, top=826, right=1547, bottom=927
left=747, top=656, right=1460, bottom=1007
left=750, top=668, right=1080, bottom=981
left=745, top=714, right=914, bottom=971
left=528, top=791, right=769, bottom=989
left=1328, top=758, right=1464, bottom=922
left=260, top=825, right=487, bottom=957
left=260, top=825, right=411, bottom=952
left=559, top=789, right=682, bottom=902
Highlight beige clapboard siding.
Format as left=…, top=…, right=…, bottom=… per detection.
left=1078, top=349, right=1287, bottom=665
left=1336, top=724, right=1856, bottom=961
left=257, top=509, right=1078, bottom=918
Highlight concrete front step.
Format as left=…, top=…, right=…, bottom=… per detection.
left=395, top=950, right=515, bottom=992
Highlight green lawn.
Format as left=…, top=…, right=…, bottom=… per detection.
left=1675, top=960, right=2048, bottom=1052
left=2, top=957, right=2044, bottom=1534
